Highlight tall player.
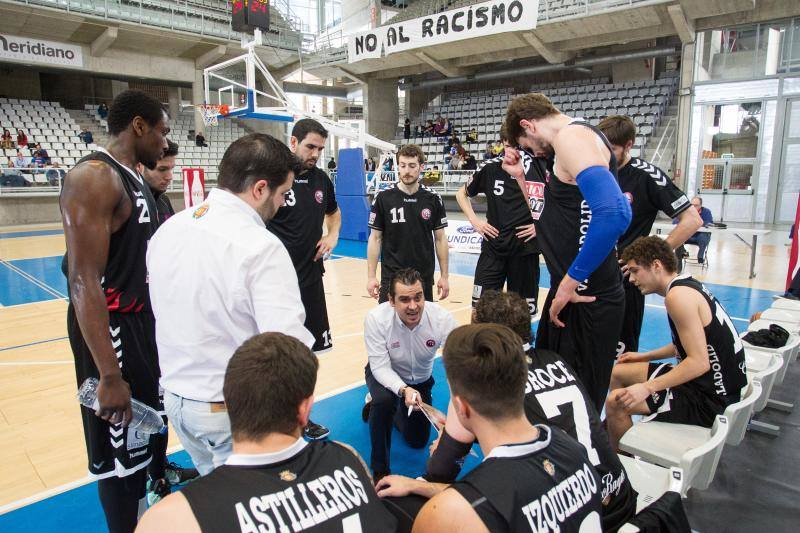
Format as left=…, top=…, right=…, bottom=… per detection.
left=423, top=290, right=636, bottom=531
left=376, top=324, right=603, bottom=532
left=61, top=90, right=168, bottom=533
left=599, top=116, right=702, bottom=355
left=607, top=236, right=747, bottom=450
left=267, top=118, right=339, bottom=441
left=366, top=144, right=449, bottom=303
left=455, top=135, right=540, bottom=317
left=504, top=93, right=632, bottom=411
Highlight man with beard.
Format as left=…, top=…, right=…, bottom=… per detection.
left=147, top=133, right=314, bottom=476
left=61, top=89, right=169, bottom=532
left=503, top=93, right=632, bottom=411
left=267, top=118, right=341, bottom=440
left=367, top=144, right=449, bottom=303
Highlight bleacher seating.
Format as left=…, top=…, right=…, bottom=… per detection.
left=396, top=75, right=679, bottom=169
left=0, top=98, right=97, bottom=167
left=85, top=104, right=248, bottom=184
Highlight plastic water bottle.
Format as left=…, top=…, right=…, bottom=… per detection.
left=77, top=378, right=165, bottom=434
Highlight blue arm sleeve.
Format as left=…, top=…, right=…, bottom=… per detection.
left=567, top=166, right=632, bottom=282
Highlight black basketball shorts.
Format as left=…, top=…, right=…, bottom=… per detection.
left=67, top=305, right=160, bottom=479
left=472, top=250, right=540, bottom=317
left=643, top=363, right=723, bottom=428
left=617, top=276, right=645, bottom=356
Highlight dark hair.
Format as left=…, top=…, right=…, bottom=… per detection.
left=223, top=332, right=319, bottom=440
left=107, top=90, right=167, bottom=136
left=693, top=196, right=703, bottom=206
left=291, top=118, right=328, bottom=143
left=218, top=133, right=301, bottom=193
left=474, top=291, right=531, bottom=344
left=620, top=236, right=678, bottom=273
left=388, top=268, right=423, bottom=299
left=598, top=115, right=636, bottom=146
left=504, top=93, right=560, bottom=143
left=444, top=324, right=527, bottom=420
left=397, top=144, right=425, bottom=164
left=163, top=139, right=179, bottom=158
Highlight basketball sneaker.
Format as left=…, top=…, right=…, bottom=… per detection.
left=146, top=478, right=171, bottom=507
left=362, top=393, right=372, bottom=422
left=303, top=420, right=330, bottom=440
left=165, top=462, right=199, bottom=485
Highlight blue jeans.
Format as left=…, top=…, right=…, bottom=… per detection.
left=164, top=390, right=232, bottom=476
left=686, top=232, right=711, bottom=262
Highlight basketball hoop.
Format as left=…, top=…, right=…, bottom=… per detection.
left=198, top=104, right=229, bottom=126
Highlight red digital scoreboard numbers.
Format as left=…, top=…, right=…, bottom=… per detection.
left=231, top=0, right=270, bottom=33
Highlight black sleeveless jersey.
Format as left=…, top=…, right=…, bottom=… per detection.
left=368, top=184, right=447, bottom=278
left=523, top=348, right=635, bottom=525
left=465, top=155, right=541, bottom=257
left=617, top=157, right=690, bottom=254
left=152, top=189, right=175, bottom=226
left=527, top=121, right=623, bottom=296
left=267, top=167, right=338, bottom=288
left=62, top=150, right=158, bottom=313
left=180, top=440, right=398, bottom=533
left=667, top=275, right=748, bottom=405
left=453, top=425, right=603, bottom=533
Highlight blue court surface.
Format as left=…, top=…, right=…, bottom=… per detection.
left=0, top=239, right=776, bottom=531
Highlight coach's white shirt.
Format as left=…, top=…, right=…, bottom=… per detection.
left=364, top=301, right=457, bottom=395
left=147, top=187, right=314, bottom=402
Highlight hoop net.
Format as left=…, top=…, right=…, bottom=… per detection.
left=198, top=104, right=229, bottom=126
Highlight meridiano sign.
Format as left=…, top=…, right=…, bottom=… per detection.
left=0, top=34, right=83, bottom=67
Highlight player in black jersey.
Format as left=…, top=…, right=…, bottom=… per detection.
left=268, top=119, right=339, bottom=441
left=376, top=324, right=603, bottom=532
left=367, top=144, right=449, bottom=303
left=139, top=139, right=178, bottom=225
left=137, top=332, right=399, bottom=533
left=423, top=291, right=636, bottom=531
left=599, top=116, right=702, bottom=355
left=268, top=118, right=340, bottom=355
left=504, top=94, right=632, bottom=411
left=456, top=145, right=540, bottom=318
left=607, top=237, right=748, bottom=450
left=60, top=90, right=169, bottom=533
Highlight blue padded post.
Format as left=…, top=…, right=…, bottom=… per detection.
left=336, top=147, right=370, bottom=242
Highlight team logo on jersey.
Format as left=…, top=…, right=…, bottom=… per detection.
left=624, top=192, right=633, bottom=204
left=315, top=190, right=324, bottom=204
left=279, top=470, right=297, bottom=481
left=369, top=212, right=376, bottom=225
left=542, top=459, right=555, bottom=477
left=391, top=341, right=400, bottom=349
left=426, top=339, right=436, bottom=348
left=525, top=182, right=545, bottom=220
left=192, top=204, right=209, bottom=219
left=421, top=208, right=432, bottom=220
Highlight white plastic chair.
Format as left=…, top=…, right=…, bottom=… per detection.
left=745, top=350, right=783, bottom=413
left=617, top=458, right=684, bottom=513
left=771, top=297, right=800, bottom=312
left=619, top=415, right=729, bottom=495
left=760, top=308, right=800, bottom=330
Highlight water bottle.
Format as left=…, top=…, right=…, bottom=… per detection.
left=77, top=378, right=165, bottom=434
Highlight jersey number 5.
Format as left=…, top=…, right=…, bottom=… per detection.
left=493, top=179, right=504, bottom=196
left=535, top=386, right=601, bottom=466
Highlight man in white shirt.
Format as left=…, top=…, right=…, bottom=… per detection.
left=147, top=133, right=314, bottom=476
left=362, top=268, right=458, bottom=481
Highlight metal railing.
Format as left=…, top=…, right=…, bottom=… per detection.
left=367, top=170, right=473, bottom=195
left=651, top=116, right=676, bottom=169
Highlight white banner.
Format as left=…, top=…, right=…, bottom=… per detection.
left=0, top=33, right=83, bottom=67
left=348, top=0, right=538, bottom=63
left=446, top=220, right=483, bottom=254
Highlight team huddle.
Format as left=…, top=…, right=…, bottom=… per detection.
left=61, top=90, right=747, bottom=533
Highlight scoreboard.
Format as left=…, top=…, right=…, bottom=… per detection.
left=231, top=0, right=271, bottom=33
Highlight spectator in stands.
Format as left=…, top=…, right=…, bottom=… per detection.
left=46, top=162, right=65, bottom=186
left=676, top=197, right=713, bottom=264
left=404, top=118, right=411, bottom=140
left=433, top=115, right=445, bottom=136
left=492, top=139, right=504, bottom=156
left=78, top=128, right=94, bottom=146
left=366, top=157, right=376, bottom=171
left=423, top=120, right=434, bottom=137
left=462, top=151, right=477, bottom=171
left=97, top=102, right=109, bottom=119
left=447, top=147, right=462, bottom=171
left=447, top=132, right=460, bottom=149
left=1, top=129, right=13, bottom=150
left=33, top=144, right=50, bottom=164
left=443, top=116, right=452, bottom=135
left=327, top=157, right=336, bottom=171
left=6, top=156, right=14, bottom=168
left=14, top=151, right=26, bottom=169
left=195, top=132, right=208, bottom=148
left=383, top=157, right=394, bottom=171
left=16, top=129, right=27, bottom=148
left=466, top=128, right=478, bottom=142
left=483, top=142, right=493, bottom=160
